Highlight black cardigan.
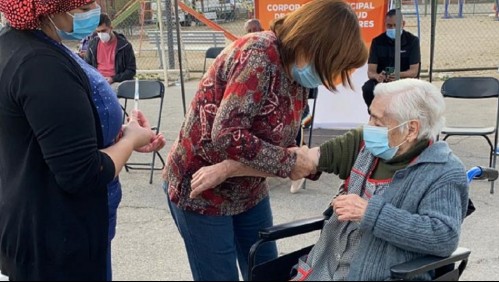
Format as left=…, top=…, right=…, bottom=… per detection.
left=0, top=26, right=115, bottom=280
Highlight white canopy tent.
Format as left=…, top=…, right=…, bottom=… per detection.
left=310, top=64, right=370, bottom=129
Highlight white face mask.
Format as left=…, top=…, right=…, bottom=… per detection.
left=98, top=32, right=111, bottom=43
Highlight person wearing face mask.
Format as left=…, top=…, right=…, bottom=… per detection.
left=162, top=0, right=367, bottom=280
left=244, top=18, right=310, bottom=194
left=290, top=79, right=468, bottom=280
left=361, top=9, right=421, bottom=111
left=193, top=79, right=469, bottom=280
left=85, top=13, right=137, bottom=86
left=0, top=0, right=164, bottom=280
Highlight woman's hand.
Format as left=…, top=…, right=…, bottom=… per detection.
left=129, top=110, right=166, bottom=152
left=130, top=109, right=150, bottom=128
left=332, top=194, right=368, bottom=222
left=135, top=133, right=166, bottom=153
left=289, top=146, right=317, bottom=180
left=190, top=161, right=230, bottom=198
left=121, top=118, right=154, bottom=150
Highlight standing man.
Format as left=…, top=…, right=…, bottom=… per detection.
left=362, top=9, right=420, bottom=110
left=85, top=13, right=136, bottom=86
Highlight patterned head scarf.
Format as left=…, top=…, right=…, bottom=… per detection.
left=0, top=0, right=94, bottom=30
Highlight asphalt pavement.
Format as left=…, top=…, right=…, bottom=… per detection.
left=2, top=78, right=498, bottom=281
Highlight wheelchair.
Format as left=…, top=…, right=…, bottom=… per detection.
left=248, top=166, right=498, bottom=281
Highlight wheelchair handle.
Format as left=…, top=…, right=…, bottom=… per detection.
left=477, top=167, right=499, bottom=182
left=467, top=166, right=498, bottom=183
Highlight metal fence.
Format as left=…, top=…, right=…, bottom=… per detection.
left=97, top=0, right=252, bottom=82
left=100, top=0, right=497, bottom=80
left=401, top=0, right=498, bottom=73
left=1, top=0, right=497, bottom=80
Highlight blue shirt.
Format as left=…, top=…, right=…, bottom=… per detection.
left=35, top=31, right=124, bottom=241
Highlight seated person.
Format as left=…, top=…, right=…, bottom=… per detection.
left=189, top=79, right=469, bottom=281
left=85, top=13, right=136, bottom=85
left=362, top=9, right=421, bottom=110
left=244, top=19, right=264, bottom=33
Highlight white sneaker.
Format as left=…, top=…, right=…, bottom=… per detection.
left=290, top=179, right=306, bottom=194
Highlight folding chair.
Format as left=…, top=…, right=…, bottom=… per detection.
left=203, top=47, right=224, bottom=74
left=116, top=80, right=166, bottom=184
left=440, top=77, right=499, bottom=193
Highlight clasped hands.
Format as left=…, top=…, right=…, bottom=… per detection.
left=187, top=144, right=368, bottom=222
left=288, top=146, right=318, bottom=180
left=291, top=146, right=368, bottom=222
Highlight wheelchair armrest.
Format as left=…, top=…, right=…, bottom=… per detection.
left=258, top=216, right=326, bottom=241
left=390, top=247, right=471, bottom=280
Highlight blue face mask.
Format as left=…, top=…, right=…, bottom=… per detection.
left=386, top=28, right=396, bottom=40
left=363, top=122, right=409, bottom=160
left=292, top=64, right=322, bottom=89
left=52, top=6, right=101, bottom=40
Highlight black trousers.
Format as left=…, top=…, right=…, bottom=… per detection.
left=362, top=79, right=379, bottom=112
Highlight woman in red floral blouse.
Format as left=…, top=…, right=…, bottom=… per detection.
left=163, top=0, right=368, bottom=280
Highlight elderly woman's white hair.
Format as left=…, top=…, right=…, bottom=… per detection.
left=373, top=79, right=446, bottom=140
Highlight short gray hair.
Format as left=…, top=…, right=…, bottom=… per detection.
left=374, top=79, right=446, bottom=140
left=244, top=19, right=263, bottom=33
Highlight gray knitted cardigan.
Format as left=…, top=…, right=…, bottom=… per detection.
left=347, top=141, right=469, bottom=281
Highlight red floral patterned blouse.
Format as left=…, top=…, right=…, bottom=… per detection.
left=165, top=31, right=310, bottom=215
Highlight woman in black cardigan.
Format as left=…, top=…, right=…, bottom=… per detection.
left=0, top=0, right=163, bottom=280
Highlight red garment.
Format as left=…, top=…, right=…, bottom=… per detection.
left=97, top=37, right=117, bottom=78
left=165, top=31, right=309, bottom=216
left=0, top=0, right=93, bottom=30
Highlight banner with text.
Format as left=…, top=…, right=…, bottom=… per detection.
left=254, top=0, right=310, bottom=30
left=351, top=0, right=388, bottom=45
left=254, top=0, right=388, bottom=45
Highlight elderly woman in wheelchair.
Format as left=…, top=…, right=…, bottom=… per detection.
left=191, top=79, right=470, bottom=281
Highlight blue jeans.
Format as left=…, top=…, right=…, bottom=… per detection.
left=165, top=183, right=277, bottom=281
